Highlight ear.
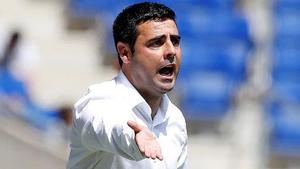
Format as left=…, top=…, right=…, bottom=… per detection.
left=117, top=42, right=132, bottom=64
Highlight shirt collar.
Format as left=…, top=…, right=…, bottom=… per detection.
left=115, top=71, right=146, bottom=108
left=154, top=94, right=171, bottom=126
left=115, top=71, right=171, bottom=125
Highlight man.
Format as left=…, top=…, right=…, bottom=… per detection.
left=67, top=2, right=187, bottom=169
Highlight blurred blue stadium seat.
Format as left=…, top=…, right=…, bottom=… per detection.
left=272, top=48, right=300, bottom=81
left=176, top=5, right=252, bottom=122
left=180, top=38, right=250, bottom=81
left=265, top=100, right=300, bottom=156
left=268, top=1, right=300, bottom=156
left=177, top=9, right=251, bottom=42
left=68, top=0, right=239, bottom=27
left=179, top=72, right=235, bottom=121
left=69, top=0, right=236, bottom=14
left=274, top=11, right=300, bottom=41
left=272, top=79, right=300, bottom=104
left=274, top=0, right=300, bottom=11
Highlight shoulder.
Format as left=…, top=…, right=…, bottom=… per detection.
left=87, top=79, right=117, bottom=98
left=73, top=79, right=118, bottom=118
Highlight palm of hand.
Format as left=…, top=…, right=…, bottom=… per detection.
left=127, top=121, right=163, bottom=160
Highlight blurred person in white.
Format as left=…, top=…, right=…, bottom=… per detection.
left=0, top=30, right=72, bottom=143
left=0, top=29, right=39, bottom=86
left=67, top=2, right=187, bottom=169
left=0, top=30, right=37, bottom=116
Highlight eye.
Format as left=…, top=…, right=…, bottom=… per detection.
left=149, top=39, right=164, bottom=47
left=146, top=35, right=166, bottom=48
left=171, top=36, right=180, bottom=47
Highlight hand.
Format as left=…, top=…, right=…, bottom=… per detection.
left=127, top=120, right=163, bottom=161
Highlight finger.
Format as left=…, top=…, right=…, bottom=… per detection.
left=157, top=149, right=163, bottom=160
left=150, top=152, right=157, bottom=160
left=154, top=144, right=163, bottom=161
left=144, top=150, right=151, bottom=158
left=127, top=120, right=142, bottom=133
left=145, top=145, right=156, bottom=159
left=146, top=144, right=158, bottom=160
left=157, top=154, right=163, bottom=161
left=145, top=144, right=156, bottom=159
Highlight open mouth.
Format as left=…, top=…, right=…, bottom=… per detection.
left=159, top=64, right=175, bottom=77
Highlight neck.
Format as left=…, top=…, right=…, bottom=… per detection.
left=121, top=70, right=163, bottom=119
left=140, top=92, right=162, bottom=120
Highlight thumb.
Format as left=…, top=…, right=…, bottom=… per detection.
left=127, top=120, right=143, bottom=133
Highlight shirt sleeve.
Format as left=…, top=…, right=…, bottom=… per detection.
left=74, top=98, right=144, bottom=161
left=177, top=134, right=188, bottom=169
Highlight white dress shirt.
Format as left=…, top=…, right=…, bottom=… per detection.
left=67, top=71, right=187, bottom=169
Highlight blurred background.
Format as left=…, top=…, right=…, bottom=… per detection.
left=1, top=0, right=300, bottom=169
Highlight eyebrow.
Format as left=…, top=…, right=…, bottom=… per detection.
left=147, top=35, right=166, bottom=44
left=146, top=34, right=181, bottom=44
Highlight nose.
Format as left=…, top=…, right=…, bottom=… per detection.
left=164, top=39, right=176, bottom=63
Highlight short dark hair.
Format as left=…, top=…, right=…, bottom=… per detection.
left=113, top=2, right=176, bottom=66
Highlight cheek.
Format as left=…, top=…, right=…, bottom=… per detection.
left=131, top=58, right=155, bottom=78
left=176, top=53, right=182, bottom=65
left=135, top=53, right=161, bottom=71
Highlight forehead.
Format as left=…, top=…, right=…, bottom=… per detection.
left=136, top=19, right=179, bottom=38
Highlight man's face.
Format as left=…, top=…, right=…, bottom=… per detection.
left=127, top=19, right=181, bottom=97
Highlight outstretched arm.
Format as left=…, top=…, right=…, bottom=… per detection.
left=127, top=121, right=163, bottom=161
left=76, top=99, right=164, bottom=161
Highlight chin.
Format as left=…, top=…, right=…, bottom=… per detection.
left=158, top=83, right=175, bottom=93
left=154, top=76, right=176, bottom=93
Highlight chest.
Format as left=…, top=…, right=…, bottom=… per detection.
left=128, top=104, right=186, bottom=168
left=151, top=123, right=186, bottom=169
left=113, top=126, right=185, bottom=169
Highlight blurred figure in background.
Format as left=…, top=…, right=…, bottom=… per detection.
left=0, top=30, right=32, bottom=117
left=0, top=30, right=39, bottom=85
left=0, top=31, right=21, bottom=68
left=0, top=29, right=72, bottom=143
